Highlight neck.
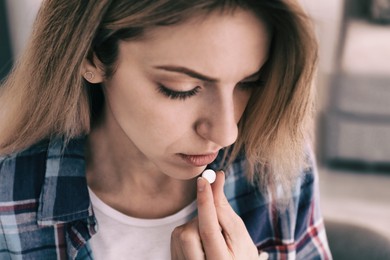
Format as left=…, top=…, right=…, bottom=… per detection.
left=85, top=114, right=197, bottom=219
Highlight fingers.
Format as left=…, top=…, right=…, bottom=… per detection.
left=171, top=174, right=229, bottom=260
left=171, top=218, right=204, bottom=260
left=212, top=171, right=247, bottom=235
left=196, top=176, right=230, bottom=258
left=170, top=235, right=184, bottom=260
left=172, top=171, right=257, bottom=260
left=211, top=171, right=258, bottom=257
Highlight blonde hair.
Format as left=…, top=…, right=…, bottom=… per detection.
left=0, top=0, right=317, bottom=196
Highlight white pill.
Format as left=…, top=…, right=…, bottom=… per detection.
left=202, top=169, right=216, bottom=184
left=258, top=252, right=269, bottom=260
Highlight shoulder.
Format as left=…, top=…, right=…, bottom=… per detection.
left=293, top=152, right=320, bottom=207
left=0, top=139, right=50, bottom=166
left=217, top=146, right=321, bottom=221
left=213, top=151, right=270, bottom=215
left=0, top=140, right=50, bottom=203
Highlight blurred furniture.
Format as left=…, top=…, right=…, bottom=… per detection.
left=1, top=0, right=42, bottom=81
left=371, top=0, right=390, bottom=23
left=5, top=0, right=42, bottom=58
left=323, top=0, right=390, bottom=170
left=326, top=220, right=390, bottom=260
left=0, top=0, right=13, bottom=80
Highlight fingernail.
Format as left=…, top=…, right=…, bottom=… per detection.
left=197, top=177, right=206, bottom=192
left=217, top=170, right=225, bottom=180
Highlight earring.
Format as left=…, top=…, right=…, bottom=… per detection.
left=84, top=71, right=95, bottom=81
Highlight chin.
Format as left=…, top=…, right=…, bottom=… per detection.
left=167, top=165, right=207, bottom=180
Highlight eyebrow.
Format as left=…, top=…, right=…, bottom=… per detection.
left=154, top=65, right=261, bottom=83
left=154, top=65, right=219, bottom=83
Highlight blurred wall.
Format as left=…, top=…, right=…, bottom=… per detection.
left=298, top=0, right=344, bottom=112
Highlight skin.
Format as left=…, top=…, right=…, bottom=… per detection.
left=83, top=8, right=269, bottom=259
left=171, top=171, right=259, bottom=259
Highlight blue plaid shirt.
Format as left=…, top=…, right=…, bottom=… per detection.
left=0, top=137, right=332, bottom=259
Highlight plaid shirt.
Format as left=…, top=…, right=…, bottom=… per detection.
left=0, top=137, right=332, bottom=259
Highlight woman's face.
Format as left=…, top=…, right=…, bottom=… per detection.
left=99, top=9, right=270, bottom=180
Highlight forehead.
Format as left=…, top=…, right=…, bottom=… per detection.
left=118, top=9, right=270, bottom=80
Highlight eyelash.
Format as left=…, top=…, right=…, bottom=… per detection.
left=157, top=85, right=201, bottom=100
left=157, top=80, right=265, bottom=100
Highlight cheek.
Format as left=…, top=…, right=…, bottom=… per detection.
left=104, top=75, right=196, bottom=146
left=105, top=82, right=153, bottom=124
left=234, top=89, right=252, bottom=121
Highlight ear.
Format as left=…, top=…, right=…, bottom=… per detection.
left=81, top=55, right=105, bottom=84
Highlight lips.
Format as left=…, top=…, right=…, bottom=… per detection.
left=179, top=152, right=219, bottom=167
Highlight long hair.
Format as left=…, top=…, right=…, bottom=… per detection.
left=0, top=0, right=317, bottom=196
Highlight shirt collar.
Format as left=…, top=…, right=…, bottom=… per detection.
left=37, top=136, right=94, bottom=226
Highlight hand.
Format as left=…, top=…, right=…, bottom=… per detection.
left=171, top=171, right=259, bottom=260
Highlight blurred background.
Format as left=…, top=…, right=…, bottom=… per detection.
left=0, top=0, right=389, bottom=259
left=299, top=1, right=390, bottom=259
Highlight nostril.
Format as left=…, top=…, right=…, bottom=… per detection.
left=195, top=120, right=211, bottom=138
left=195, top=118, right=238, bottom=148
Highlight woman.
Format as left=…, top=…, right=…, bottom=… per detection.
left=0, top=0, right=331, bottom=259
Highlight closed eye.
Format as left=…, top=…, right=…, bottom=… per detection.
left=157, top=85, right=201, bottom=100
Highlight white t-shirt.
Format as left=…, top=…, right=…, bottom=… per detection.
left=88, top=188, right=197, bottom=260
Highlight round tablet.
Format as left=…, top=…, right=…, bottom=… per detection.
left=258, top=252, right=269, bottom=260
left=202, top=169, right=216, bottom=184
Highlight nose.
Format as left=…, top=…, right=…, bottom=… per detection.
left=195, top=93, right=239, bottom=148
